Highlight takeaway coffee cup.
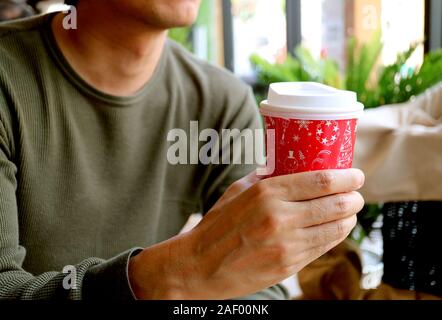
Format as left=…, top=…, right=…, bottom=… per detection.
left=260, top=82, right=364, bottom=177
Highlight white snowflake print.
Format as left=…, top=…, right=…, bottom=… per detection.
left=316, top=121, right=340, bottom=147
left=297, top=120, right=312, bottom=131
left=293, top=135, right=300, bottom=142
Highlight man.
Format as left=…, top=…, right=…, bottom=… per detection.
left=0, top=0, right=365, bottom=299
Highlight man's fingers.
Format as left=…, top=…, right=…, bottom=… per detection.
left=260, top=169, right=365, bottom=202
left=265, top=236, right=349, bottom=278
left=291, top=191, right=365, bottom=228
left=297, top=215, right=357, bottom=250
left=277, top=237, right=346, bottom=275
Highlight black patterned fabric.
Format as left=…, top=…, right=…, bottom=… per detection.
left=382, top=202, right=442, bottom=297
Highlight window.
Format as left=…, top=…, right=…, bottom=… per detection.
left=169, top=0, right=224, bottom=66
left=300, top=0, right=425, bottom=69
left=230, top=0, right=287, bottom=78
left=382, top=0, right=425, bottom=66
left=192, top=0, right=224, bottom=65
left=176, top=0, right=437, bottom=78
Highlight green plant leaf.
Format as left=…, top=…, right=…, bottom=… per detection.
left=345, top=31, right=383, bottom=107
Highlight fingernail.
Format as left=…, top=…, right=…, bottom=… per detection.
left=355, top=169, right=365, bottom=188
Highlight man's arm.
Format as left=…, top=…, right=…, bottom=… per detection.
left=354, top=83, right=442, bottom=203
left=0, top=115, right=141, bottom=300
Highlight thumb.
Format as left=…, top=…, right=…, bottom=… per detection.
left=198, top=171, right=262, bottom=227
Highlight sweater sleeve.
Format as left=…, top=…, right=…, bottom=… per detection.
left=0, top=115, right=141, bottom=300
left=201, top=85, right=289, bottom=300
left=353, top=82, right=442, bottom=203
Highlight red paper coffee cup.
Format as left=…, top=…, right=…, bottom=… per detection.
left=260, top=82, right=364, bottom=177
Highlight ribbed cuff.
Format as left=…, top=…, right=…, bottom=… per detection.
left=83, top=248, right=143, bottom=300
left=234, top=284, right=290, bottom=300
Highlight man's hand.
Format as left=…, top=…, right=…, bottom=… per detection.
left=129, top=169, right=365, bottom=299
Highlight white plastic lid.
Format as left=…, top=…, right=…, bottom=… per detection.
left=260, top=82, right=364, bottom=120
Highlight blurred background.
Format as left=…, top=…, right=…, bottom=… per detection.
left=1, top=0, right=441, bottom=300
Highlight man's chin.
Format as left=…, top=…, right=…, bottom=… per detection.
left=165, top=13, right=198, bottom=29
left=161, top=5, right=200, bottom=28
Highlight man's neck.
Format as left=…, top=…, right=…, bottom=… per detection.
left=51, top=2, right=167, bottom=97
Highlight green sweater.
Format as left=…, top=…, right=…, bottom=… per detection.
left=0, top=14, right=287, bottom=300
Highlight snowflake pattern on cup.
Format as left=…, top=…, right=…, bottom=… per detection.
left=296, top=120, right=312, bottom=131
left=263, top=116, right=358, bottom=177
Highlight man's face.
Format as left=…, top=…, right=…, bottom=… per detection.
left=105, top=0, right=202, bottom=29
